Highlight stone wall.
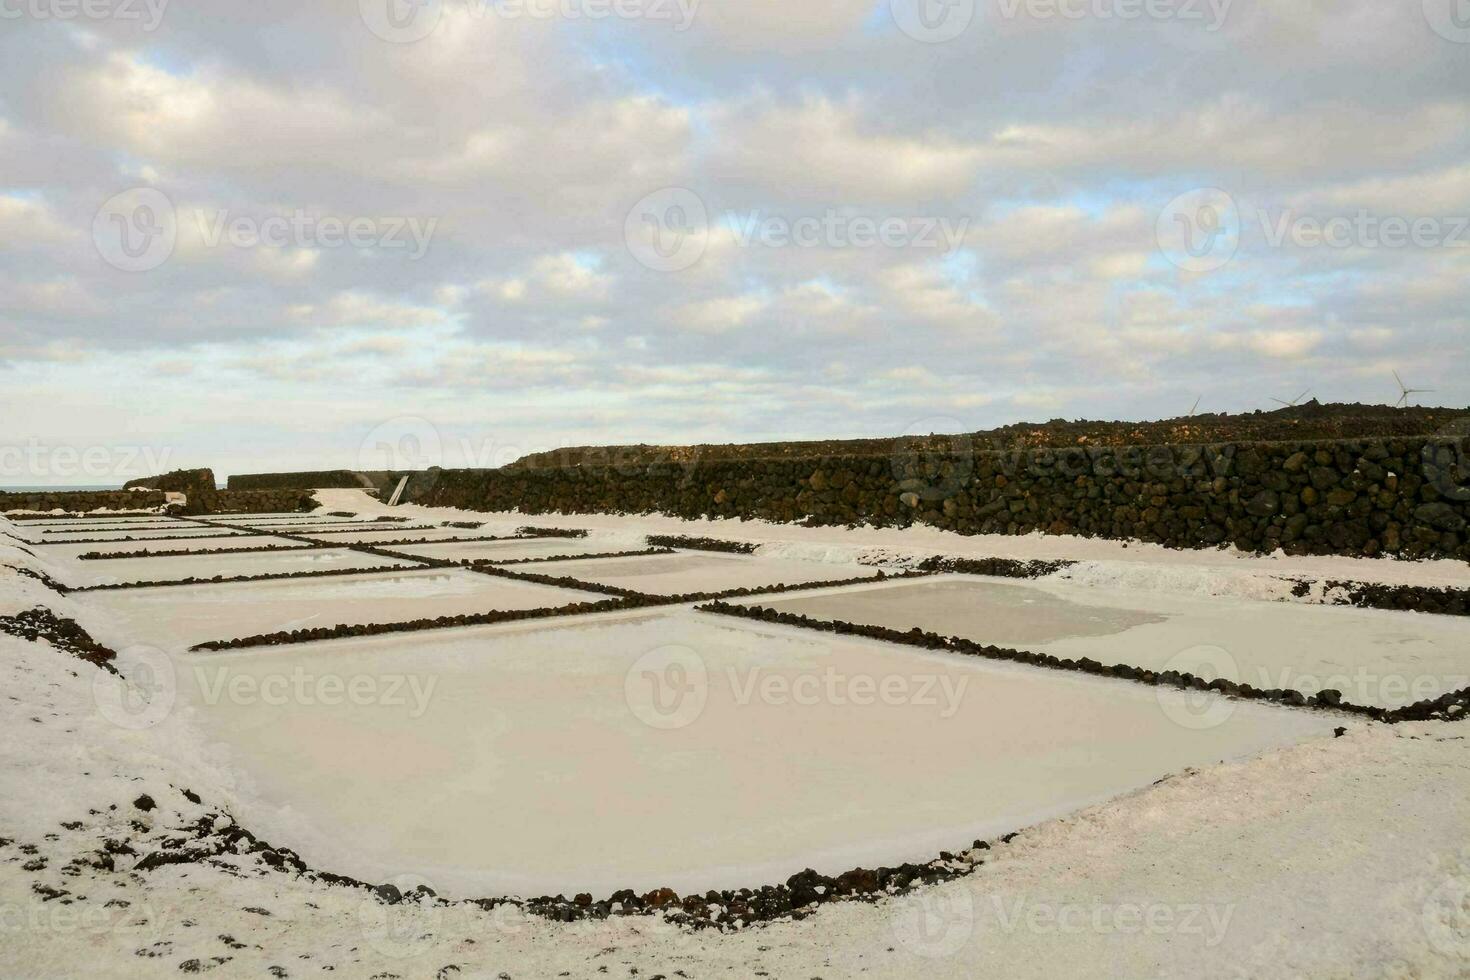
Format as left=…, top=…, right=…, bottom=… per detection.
left=207, top=489, right=319, bottom=514
left=0, top=490, right=166, bottom=514
left=227, top=470, right=385, bottom=491
left=409, top=437, right=1470, bottom=560
left=124, top=468, right=217, bottom=497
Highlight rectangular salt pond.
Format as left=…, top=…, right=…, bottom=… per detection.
left=83, top=568, right=603, bottom=651
left=59, top=546, right=424, bottom=588
left=288, top=527, right=510, bottom=545
left=389, top=538, right=634, bottom=563
left=182, top=609, right=1334, bottom=898
left=750, top=577, right=1470, bottom=710
left=37, top=527, right=260, bottom=543
left=530, top=551, right=883, bottom=596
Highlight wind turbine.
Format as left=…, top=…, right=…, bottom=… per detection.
left=1187, top=395, right=1202, bottom=418
left=1393, top=370, right=1433, bottom=408
left=1272, top=389, right=1313, bottom=408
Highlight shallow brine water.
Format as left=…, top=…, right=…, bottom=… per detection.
left=179, top=609, right=1334, bottom=897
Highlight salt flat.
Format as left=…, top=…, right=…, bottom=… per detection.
left=531, top=551, right=884, bottom=595
left=180, top=609, right=1334, bottom=897
left=35, top=527, right=254, bottom=543
left=288, top=527, right=511, bottom=545
left=754, top=577, right=1470, bottom=710
left=79, top=568, right=602, bottom=651
left=390, top=537, right=638, bottom=563
left=61, top=546, right=424, bottom=588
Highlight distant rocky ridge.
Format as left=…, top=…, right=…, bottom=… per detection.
left=504, top=402, right=1467, bottom=470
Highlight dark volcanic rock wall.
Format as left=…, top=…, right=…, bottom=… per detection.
left=0, top=490, right=167, bottom=513
left=227, top=470, right=381, bottom=491
left=411, top=437, right=1470, bottom=560
left=207, top=490, right=319, bottom=514
left=123, top=468, right=217, bottom=497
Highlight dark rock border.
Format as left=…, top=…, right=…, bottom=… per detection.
left=72, top=562, right=437, bottom=594
left=77, top=544, right=324, bottom=561
left=697, top=601, right=1470, bottom=724
left=0, top=607, right=117, bottom=672
left=190, top=596, right=634, bottom=651
left=1288, top=578, right=1470, bottom=618
left=4, top=512, right=165, bottom=522
left=472, top=548, right=676, bottom=567
left=646, top=534, right=758, bottom=554
left=913, top=556, right=1078, bottom=578
left=16, top=532, right=260, bottom=546
left=516, top=526, right=588, bottom=538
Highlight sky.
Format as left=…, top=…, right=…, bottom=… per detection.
left=2, top=0, right=1468, bottom=484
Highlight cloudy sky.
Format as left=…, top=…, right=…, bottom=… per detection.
left=2, top=0, right=1468, bottom=484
